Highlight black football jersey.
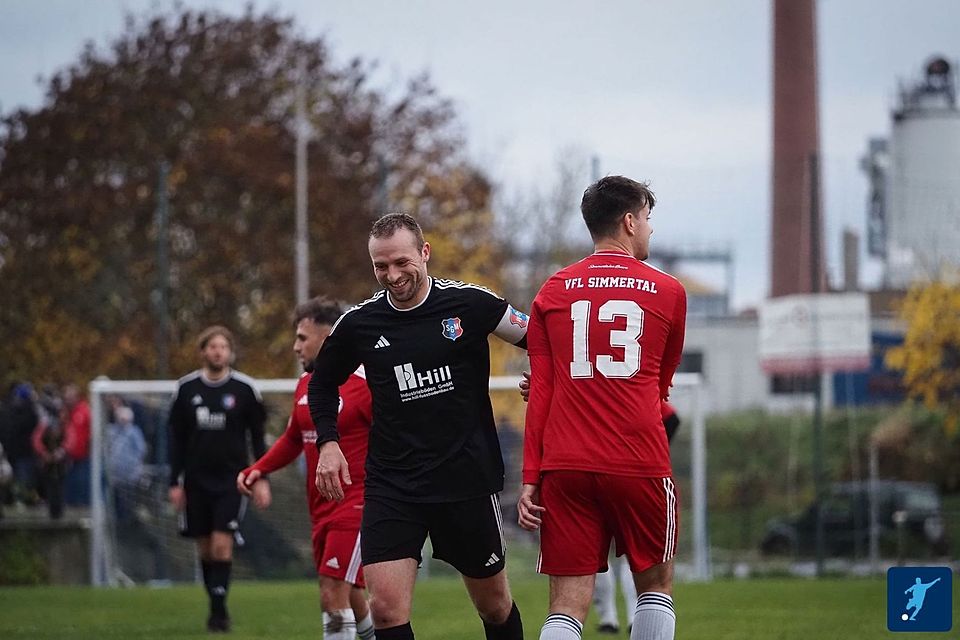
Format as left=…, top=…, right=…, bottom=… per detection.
left=168, top=369, right=267, bottom=492
left=309, top=278, right=528, bottom=502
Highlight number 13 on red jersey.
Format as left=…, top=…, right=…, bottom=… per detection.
left=569, top=299, right=644, bottom=379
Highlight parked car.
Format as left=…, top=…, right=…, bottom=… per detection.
left=760, top=480, right=948, bottom=557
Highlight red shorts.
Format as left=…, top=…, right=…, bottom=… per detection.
left=537, top=471, right=679, bottom=576
left=311, top=502, right=365, bottom=587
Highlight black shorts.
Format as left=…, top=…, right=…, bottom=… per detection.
left=361, top=493, right=506, bottom=579
left=180, top=485, right=245, bottom=539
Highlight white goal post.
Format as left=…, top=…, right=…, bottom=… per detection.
left=88, top=372, right=707, bottom=586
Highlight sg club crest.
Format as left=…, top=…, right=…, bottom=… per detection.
left=441, top=317, right=464, bottom=341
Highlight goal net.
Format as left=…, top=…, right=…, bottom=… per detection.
left=88, top=373, right=707, bottom=586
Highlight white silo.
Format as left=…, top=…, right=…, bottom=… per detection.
left=883, top=56, right=960, bottom=287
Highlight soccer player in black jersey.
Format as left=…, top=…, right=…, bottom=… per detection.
left=168, top=325, right=269, bottom=633
left=308, top=213, right=528, bottom=640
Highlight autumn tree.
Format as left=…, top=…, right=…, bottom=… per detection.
left=0, top=8, right=497, bottom=385
left=496, top=149, right=593, bottom=309
left=886, top=280, right=960, bottom=434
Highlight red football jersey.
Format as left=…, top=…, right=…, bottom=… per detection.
left=523, top=251, right=686, bottom=482
left=248, top=368, right=371, bottom=521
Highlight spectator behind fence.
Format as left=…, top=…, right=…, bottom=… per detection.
left=0, top=441, right=13, bottom=518
left=62, top=383, right=91, bottom=506
left=107, top=405, right=146, bottom=523
left=32, top=409, right=67, bottom=519
left=0, top=383, right=40, bottom=506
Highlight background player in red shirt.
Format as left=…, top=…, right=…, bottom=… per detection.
left=519, top=176, right=686, bottom=640
left=237, top=297, right=375, bottom=640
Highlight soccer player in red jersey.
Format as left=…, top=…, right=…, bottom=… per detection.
left=237, top=297, right=375, bottom=640
left=519, top=176, right=687, bottom=640
left=593, top=400, right=681, bottom=635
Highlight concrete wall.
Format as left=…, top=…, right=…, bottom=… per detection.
left=0, top=515, right=90, bottom=585
left=683, top=317, right=770, bottom=414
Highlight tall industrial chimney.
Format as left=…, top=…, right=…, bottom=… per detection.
left=771, top=0, right=826, bottom=297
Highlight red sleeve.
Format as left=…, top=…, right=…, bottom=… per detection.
left=522, top=295, right=554, bottom=485
left=659, top=284, right=687, bottom=400
left=63, top=405, right=91, bottom=460
left=246, top=411, right=303, bottom=476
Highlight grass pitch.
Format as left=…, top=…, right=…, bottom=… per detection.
left=0, top=576, right=955, bottom=639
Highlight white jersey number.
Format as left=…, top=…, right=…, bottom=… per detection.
left=570, top=299, right=644, bottom=379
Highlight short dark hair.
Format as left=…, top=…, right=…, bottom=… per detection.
left=293, top=296, right=345, bottom=329
left=197, top=325, right=234, bottom=351
left=580, top=176, right=656, bottom=240
left=369, top=213, right=425, bottom=250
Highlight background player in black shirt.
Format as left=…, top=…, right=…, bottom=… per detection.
left=168, top=325, right=269, bottom=633
left=309, top=214, right=528, bottom=640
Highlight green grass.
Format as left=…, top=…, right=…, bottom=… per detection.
left=0, top=576, right=956, bottom=639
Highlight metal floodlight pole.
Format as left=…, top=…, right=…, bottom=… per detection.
left=156, top=161, right=170, bottom=378
left=809, top=152, right=826, bottom=577
left=295, top=57, right=310, bottom=304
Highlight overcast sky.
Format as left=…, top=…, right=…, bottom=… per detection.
left=2, top=0, right=958, bottom=309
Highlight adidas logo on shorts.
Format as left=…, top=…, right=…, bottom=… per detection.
left=326, top=557, right=340, bottom=570
left=484, top=552, right=500, bottom=567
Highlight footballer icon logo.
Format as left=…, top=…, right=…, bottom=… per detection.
left=441, top=317, right=464, bottom=341
left=887, top=566, right=952, bottom=632
left=508, top=305, right=529, bottom=329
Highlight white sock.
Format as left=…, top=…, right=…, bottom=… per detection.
left=631, top=592, right=675, bottom=640
left=617, top=558, right=638, bottom=622
left=322, top=608, right=356, bottom=640
left=355, top=611, right=375, bottom=640
left=593, top=569, right=618, bottom=627
left=540, top=613, right=583, bottom=639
